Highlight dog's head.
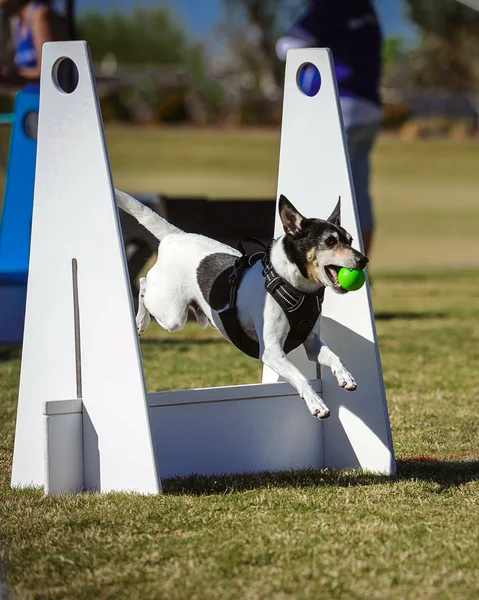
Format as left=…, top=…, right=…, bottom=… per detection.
left=278, top=194, right=368, bottom=294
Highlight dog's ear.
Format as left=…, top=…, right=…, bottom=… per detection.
left=327, top=197, right=341, bottom=227
left=279, top=194, right=305, bottom=237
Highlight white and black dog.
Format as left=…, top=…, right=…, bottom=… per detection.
left=116, top=190, right=368, bottom=419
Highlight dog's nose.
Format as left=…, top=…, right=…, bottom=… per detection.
left=356, top=255, right=369, bottom=269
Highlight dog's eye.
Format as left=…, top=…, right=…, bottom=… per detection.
left=325, top=236, right=336, bottom=247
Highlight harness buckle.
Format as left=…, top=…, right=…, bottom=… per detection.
left=262, top=257, right=274, bottom=276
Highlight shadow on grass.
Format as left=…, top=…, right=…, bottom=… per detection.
left=397, top=457, right=479, bottom=490
left=140, top=338, right=226, bottom=346
left=162, top=458, right=479, bottom=495
left=0, top=345, right=21, bottom=362
left=374, top=311, right=447, bottom=321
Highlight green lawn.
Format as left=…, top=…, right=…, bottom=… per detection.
left=0, top=129, right=478, bottom=599
left=105, top=127, right=479, bottom=271
left=2, top=126, right=478, bottom=270
left=1, top=270, right=478, bottom=599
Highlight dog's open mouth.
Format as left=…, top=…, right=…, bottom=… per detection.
left=324, top=265, right=348, bottom=294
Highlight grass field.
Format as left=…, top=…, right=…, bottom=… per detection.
left=0, top=129, right=478, bottom=599
left=1, top=126, right=478, bottom=270
left=106, top=127, right=479, bottom=271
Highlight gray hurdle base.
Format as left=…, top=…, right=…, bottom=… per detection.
left=43, top=381, right=324, bottom=494
left=12, top=42, right=395, bottom=495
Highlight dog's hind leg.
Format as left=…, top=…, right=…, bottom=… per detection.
left=136, top=277, right=151, bottom=335
left=144, top=288, right=189, bottom=334
left=152, top=307, right=189, bottom=333
left=190, top=301, right=209, bottom=329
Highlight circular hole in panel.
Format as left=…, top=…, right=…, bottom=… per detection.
left=52, top=57, right=79, bottom=94
left=297, top=63, right=321, bottom=97
left=23, top=111, right=39, bottom=140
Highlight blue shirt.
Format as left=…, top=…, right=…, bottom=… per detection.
left=14, top=1, right=47, bottom=91
left=14, top=1, right=45, bottom=69
left=290, top=0, right=382, bottom=106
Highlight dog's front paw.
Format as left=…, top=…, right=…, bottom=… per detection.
left=302, top=388, right=331, bottom=419
left=312, top=407, right=331, bottom=419
left=301, top=384, right=331, bottom=419
left=336, top=369, right=357, bottom=391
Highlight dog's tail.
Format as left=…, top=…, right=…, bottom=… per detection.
left=115, top=189, right=182, bottom=241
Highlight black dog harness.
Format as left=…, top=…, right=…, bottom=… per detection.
left=218, top=239, right=325, bottom=359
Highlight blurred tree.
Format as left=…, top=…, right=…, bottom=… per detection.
left=183, top=42, right=226, bottom=120
left=220, top=0, right=307, bottom=92
left=381, top=36, right=413, bottom=93
left=78, top=7, right=189, bottom=65
left=78, top=7, right=225, bottom=124
left=405, top=0, right=479, bottom=92
left=405, top=0, right=479, bottom=36
left=383, top=37, right=406, bottom=71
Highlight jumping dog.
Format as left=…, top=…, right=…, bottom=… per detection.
left=115, top=190, right=368, bottom=419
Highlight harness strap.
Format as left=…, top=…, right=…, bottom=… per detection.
left=228, top=238, right=266, bottom=308
left=262, top=244, right=325, bottom=343
left=220, top=238, right=325, bottom=359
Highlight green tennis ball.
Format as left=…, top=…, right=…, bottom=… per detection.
left=337, top=268, right=366, bottom=292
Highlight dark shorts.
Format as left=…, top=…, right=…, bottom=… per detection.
left=344, top=121, right=380, bottom=232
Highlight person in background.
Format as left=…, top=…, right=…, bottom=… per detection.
left=0, top=0, right=60, bottom=89
left=276, top=0, right=383, bottom=257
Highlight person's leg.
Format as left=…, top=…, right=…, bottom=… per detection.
left=344, top=122, right=380, bottom=257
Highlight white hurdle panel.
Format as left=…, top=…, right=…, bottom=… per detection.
left=11, top=42, right=395, bottom=495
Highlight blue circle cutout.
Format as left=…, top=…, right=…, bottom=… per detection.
left=297, top=63, right=321, bottom=97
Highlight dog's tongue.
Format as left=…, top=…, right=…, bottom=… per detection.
left=326, top=266, right=340, bottom=285
left=326, top=266, right=345, bottom=291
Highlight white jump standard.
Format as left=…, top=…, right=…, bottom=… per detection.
left=12, top=42, right=395, bottom=495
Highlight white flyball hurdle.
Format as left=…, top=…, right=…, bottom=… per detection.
left=11, top=42, right=395, bottom=495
